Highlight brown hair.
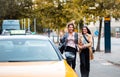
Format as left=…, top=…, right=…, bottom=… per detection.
left=82, top=26, right=91, bottom=34
left=67, top=23, right=75, bottom=30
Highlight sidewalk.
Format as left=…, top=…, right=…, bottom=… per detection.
left=93, top=51, right=120, bottom=66
left=93, top=37, right=120, bottom=66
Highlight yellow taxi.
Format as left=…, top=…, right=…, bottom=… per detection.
left=0, top=35, right=78, bottom=77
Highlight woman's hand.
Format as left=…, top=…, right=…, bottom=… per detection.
left=78, top=44, right=86, bottom=49
left=82, top=45, right=86, bottom=49
left=79, top=45, right=83, bottom=49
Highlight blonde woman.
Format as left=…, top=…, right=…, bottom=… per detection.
left=78, top=26, right=93, bottom=77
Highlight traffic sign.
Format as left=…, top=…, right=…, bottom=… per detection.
left=94, top=30, right=99, bottom=36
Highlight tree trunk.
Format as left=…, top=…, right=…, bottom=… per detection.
left=79, top=19, right=84, bottom=31
left=96, top=17, right=103, bottom=51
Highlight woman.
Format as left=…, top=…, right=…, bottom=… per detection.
left=78, top=26, right=93, bottom=77
left=60, top=23, right=78, bottom=70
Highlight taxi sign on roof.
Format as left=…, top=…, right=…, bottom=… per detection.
left=10, top=30, right=26, bottom=35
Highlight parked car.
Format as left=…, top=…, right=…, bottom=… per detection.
left=0, top=35, right=78, bottom=77
left=1, top=20, right=20, bottom=35
left=2, top=20, right=20, bottom=30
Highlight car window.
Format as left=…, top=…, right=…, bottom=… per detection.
left=0, top=39, right=60, bottom=62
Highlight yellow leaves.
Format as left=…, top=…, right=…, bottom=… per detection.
left=112, top=10, right=120, bottom=18
left=115, top=0, right=120, bottom=3
left=33, top=0, right=120, bottom=30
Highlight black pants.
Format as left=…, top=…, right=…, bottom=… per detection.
left=80, top=48, right=90, bottom=77
left=65, top=46, right=77, bottom=70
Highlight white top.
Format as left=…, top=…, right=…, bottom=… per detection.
left=66, top=32, right=76, bottom=48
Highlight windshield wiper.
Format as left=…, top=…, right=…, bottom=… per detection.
left=8, top=61, right=29, bottom=62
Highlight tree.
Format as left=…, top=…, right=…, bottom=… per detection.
left=0, top=0, right=33, bottom=19
left=77, top=0, right=120, bottom=51
left=94, top=0, right=120, bottom=51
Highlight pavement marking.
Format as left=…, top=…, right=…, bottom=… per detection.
left=94, top=58, right=104, bottom=61
left=101, top=62, right=113, bottom=66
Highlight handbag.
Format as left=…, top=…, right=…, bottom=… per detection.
left=65, top=51, right=75, bottom=61
left=92, top=47, right=95, bottom=53
left=58, top=43, right=65, bottom=54
left=92, top=36, right=95, bottom=53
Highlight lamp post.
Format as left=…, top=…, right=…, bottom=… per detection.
left=34, top=18, right=36, bottom=33
left=24, top=19, right=26, bottom=30
left=32, top=0, right=37, bottom=34
left=28, top=18, right=30, bottom=32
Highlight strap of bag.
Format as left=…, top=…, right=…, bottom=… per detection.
left=92, top=37, right=94, bottom=48
left=83, top=35, right=89, bottom=43
left=83, top=35, right=95, bottom=48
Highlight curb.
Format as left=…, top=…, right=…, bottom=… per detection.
left=94, top=51, right=120, bottom=67
left=107, top=61, right=120, bottom=67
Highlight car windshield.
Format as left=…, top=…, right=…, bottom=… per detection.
left=0, top=39, right=60, bottom=62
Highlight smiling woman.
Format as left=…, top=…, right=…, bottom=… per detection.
left=78, top=26, right=93, bottom=77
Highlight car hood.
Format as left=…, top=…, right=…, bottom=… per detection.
left=0, top=60, right=77, bottom=77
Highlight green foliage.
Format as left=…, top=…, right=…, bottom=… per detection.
left=1, top=0, right=120, bottom=32
left=0, top=0, right=33, bottom=19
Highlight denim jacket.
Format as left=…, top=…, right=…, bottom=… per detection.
left=61, top=32, right=78, bottom=47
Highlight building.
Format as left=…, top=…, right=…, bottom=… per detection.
left=88, top=18, right=120, bottom=37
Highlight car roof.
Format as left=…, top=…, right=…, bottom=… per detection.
left=0, top=35, right=49, bottom=40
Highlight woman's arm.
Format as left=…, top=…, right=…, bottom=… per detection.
left=60, top=33, right=68, bottom=44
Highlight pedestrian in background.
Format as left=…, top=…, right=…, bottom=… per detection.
left=60, top=22, right=78, bottom=70
left=78, top=26, right=93, bottom=77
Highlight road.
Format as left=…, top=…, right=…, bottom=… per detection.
left=75, top=37, right=120, bottom=77
left=75, top=52, right=120, bottom=77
